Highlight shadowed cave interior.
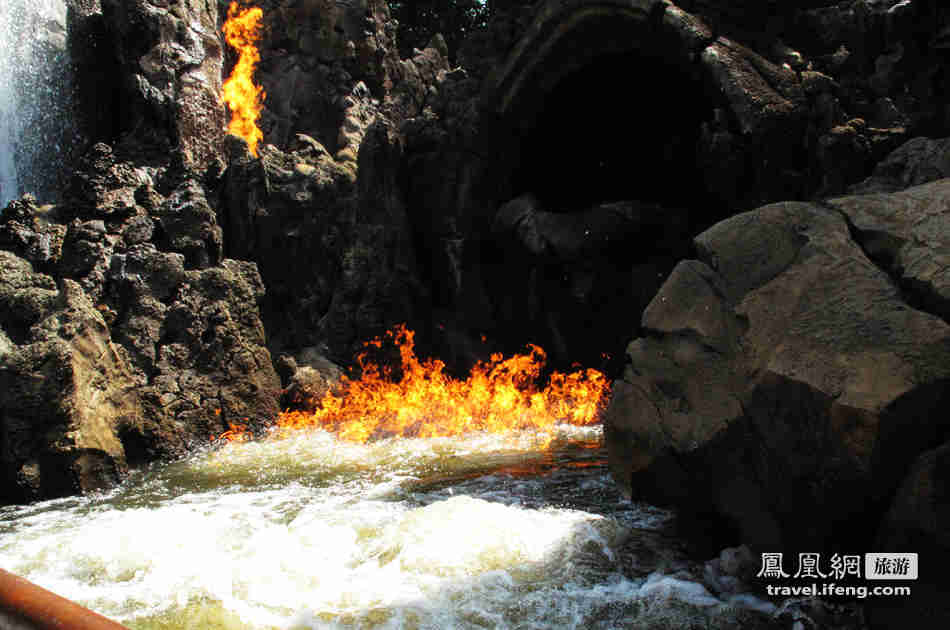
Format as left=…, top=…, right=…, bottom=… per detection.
left=477, top=48, right=730, bottom=377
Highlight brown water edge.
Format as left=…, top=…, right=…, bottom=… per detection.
left=405, top=437, right=606, bottom=492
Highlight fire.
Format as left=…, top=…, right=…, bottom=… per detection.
left=221, top=2, right=265, bottom=157
left=269, top=325, right=610, bottom=443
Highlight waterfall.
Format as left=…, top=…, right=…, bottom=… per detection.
left=0, top=0, right=75, bottom=207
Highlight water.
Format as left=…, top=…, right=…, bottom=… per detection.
left=0, top=426, right=776, bottom=629
left=0, top=0, right=74, bottom=206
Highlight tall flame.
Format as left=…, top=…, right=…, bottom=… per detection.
left=272, top=325, right=610, bottom=443
left=221, top=2, right=265, bottom=157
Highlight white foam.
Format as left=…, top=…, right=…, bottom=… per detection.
left=0, top=427, right=775, bottom=628
left=639, top=573, right=721, bottom=607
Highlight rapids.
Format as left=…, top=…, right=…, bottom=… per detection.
left=0, top=426, right=776, bottom=630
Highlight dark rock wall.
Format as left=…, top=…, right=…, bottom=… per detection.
left=387, top=0, right=948, bottom=377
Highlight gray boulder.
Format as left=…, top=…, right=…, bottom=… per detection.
left=605, top=180, right=950, bottom=554
left=830, top=178, right=950, bottom=320
left=849, top=137, right=950, bottom=195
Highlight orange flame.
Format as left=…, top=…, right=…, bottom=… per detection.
left=268, top=325, right=610, bottom=443
left=221, top=2, right=265, bottom=157
left=217, top=422, right=251, bottom=443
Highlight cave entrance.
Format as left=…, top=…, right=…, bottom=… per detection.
left=484, top=44, right=728, bottom=377
left=510, top=48, right=725, bottom=227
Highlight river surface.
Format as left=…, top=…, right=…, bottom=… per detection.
left=0, top=426, right=775, bottom=629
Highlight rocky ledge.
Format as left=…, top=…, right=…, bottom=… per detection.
left=604, top=173, right=950, bottom=628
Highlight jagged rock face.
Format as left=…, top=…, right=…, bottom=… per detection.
left=221, top=117, right=427, bottom=363
left=218, top=0, right=950, bottom=375
left=0, top=251, right=141, bottom=503
left=96, top=0, right=227, bottom=170
left=603, top=181, right=950, bottom=559
left=220, top=22, right=447, bottom=362
left=373, top=0, right=949, bottom=374
left=0, top=145, right=280, bottom=501
left=251, top=0, right=400, bottom=152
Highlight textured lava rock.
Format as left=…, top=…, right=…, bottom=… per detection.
left=99, top=0, right=227, bottom=170
left=0, top=142, right=280, bottom=500
left=0, top=251, right=142, bottom=503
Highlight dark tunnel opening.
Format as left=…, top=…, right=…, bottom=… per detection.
left=482, top=49, right=730, bottom=378
left=510, top=49, right=723, bottom=221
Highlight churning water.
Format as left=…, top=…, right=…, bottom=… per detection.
left=0, top=425, right=778, bottom=630
left=0, top=0, right=74, bottom=206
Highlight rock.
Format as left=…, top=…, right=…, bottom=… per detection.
left=814, top=120, right=873, bottom=196
left=388, top=39, right=451, bottom=122
left=849, top=137, right=950, bottom=194
left=493, top=194, right=664, bottom=261
left=801, top=70, right=838, bottom=95
left=0, top=134, right=283, bottom=503
left=867, top=442, right=950, bottom=629
left=0, top=196, right=66, bottom=267
left=700, top=37, right=804, bottom=136
left=281, top=347, right=343, bottom=409
left=0, top=251, right=142, bottom=503
left=104, top=246, right=280, bottom=455
left=319, top=120, right=427, bottom=360
left=222, top=130, right=363, bottom=357
left=605, top=190, right=950, bottom=553
left=151, top=179, right=223, bottom=270
left=773, top=597, right=866, bottom=630
left=64, top=143, right=153, bottom=221
left=830, top=178, right=950, bottom=320
left=99, top=0, right=227, bottom=170
left=248, top=0, right=399, bottom=151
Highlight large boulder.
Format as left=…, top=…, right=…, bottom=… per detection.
left=605, top=180, right=950, bottom=554
left=829, top=177, right=950, bottom=321
left=867, top=442, right=950, bottom=629
left=850, top=136, right=950, bottom=195
left=0, top=251, right=142, bottom=503
left=0, top=142, right=281, bottom=503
